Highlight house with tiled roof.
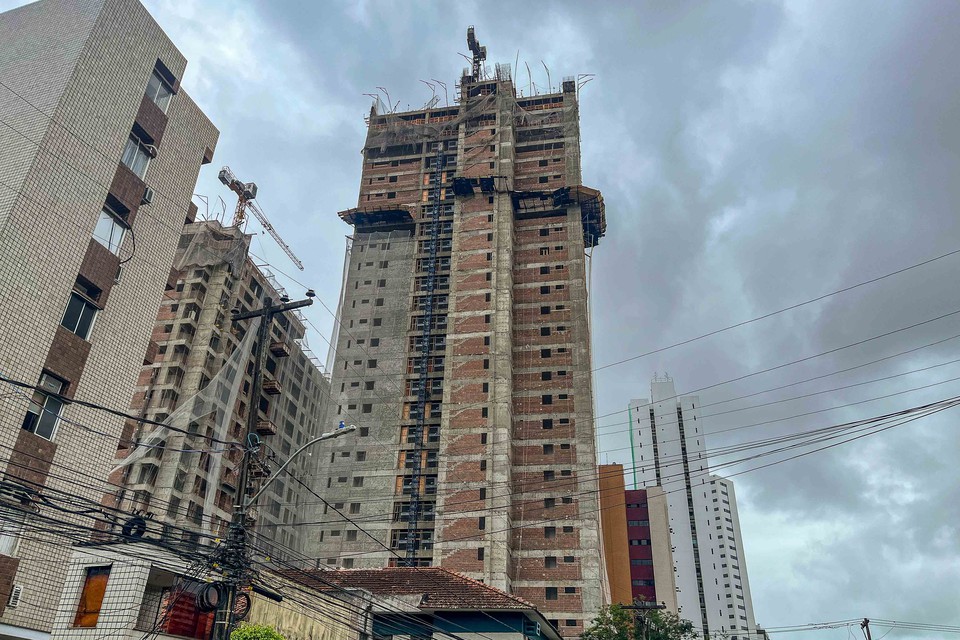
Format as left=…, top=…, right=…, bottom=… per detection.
left=279, top=567, right=564, bottom=640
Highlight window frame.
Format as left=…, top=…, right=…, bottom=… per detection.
left=145, top=70, right=174, bottom=112
left=92, top=205, right=128, bottom=255
left=61, top=289, right=98, bottom=340
left=0, top=507, right=25, bottom=556
left=21, top=372, right=67, bottom=440
left=121, top=133, right=152, bottom=179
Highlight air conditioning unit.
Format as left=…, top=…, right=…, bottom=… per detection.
left=7, top=584, right=23, bottom=609
left=141, top=186, right=154, bottom=205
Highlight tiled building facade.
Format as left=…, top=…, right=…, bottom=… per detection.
left=0, top=0, right=217, bottom=636
left=308, top=38, right=606, bottom=635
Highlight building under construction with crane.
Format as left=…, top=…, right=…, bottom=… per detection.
left=309, top=28, right=607, bottom=635
left=109, top=198, right=329, bottom=559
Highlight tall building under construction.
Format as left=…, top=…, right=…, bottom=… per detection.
left=309, top=29, right=607, bottom=634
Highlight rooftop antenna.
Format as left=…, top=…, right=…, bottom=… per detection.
left=542, top=60, right=551, bottom=93
left=431, top=78, right=449, bottom=106
left=466, top=25, right=486, bottom=80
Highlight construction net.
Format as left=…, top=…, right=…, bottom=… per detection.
left=174, top=221, right=250, bottom=274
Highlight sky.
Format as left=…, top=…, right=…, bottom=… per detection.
left=5, top=0, right=960, bottom=635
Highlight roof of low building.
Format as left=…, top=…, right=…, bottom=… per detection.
left=279, top=566, right=537, bottom=611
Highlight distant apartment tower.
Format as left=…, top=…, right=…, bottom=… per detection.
left=0, top=0, right=217, bottom=635
left=308, top=29, right=607, bottom=634
left=598, top=464, right=677, bottom=609
left=109, top=220, right=330, bottom=559
left=629, top=376, right=758, bottom=640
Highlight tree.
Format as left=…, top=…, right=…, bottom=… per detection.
left=231, top=623, right=285, bottom=640
left=581, top=604, right=698, bottom=640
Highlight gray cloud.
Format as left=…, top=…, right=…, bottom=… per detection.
left=3, top=0, right=955, bottom=633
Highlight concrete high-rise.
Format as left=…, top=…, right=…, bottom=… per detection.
left=308, top=30, right=606, bottom=635
left=108, top=220, right=330, bottom=560
left=629, top=376, right=758, bottom=640
left=0, top=0, right=217, bottom=636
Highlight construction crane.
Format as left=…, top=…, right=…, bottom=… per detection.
left=218, top=166, right=304, bottom=271
left=466, top=26, right=486, bottom=80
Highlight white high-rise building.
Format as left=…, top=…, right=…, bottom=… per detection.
left=629, top=375, right=757, bottom=640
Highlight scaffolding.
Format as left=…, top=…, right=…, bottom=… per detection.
left=403, top=146, right=445, bottom=563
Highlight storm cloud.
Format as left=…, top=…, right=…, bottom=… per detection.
left=5, top=0, right=957, bottom=634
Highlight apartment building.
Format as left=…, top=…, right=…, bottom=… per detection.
left=308, top=29, right=607, bottom=635
left=597, top=464, right=676, bottom=609
left=110, top=220, right=330, bottom=560
left=0, top=0, right=218, bottom=636
left=629, top=376, right=758, bottom=639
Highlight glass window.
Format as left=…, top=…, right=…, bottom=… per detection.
left=73, top=566, right=111, bottom=627
left=92, top=207, right=127, bottom=255
left=0, top=508, right=25, bottom=556
left=21, top=373, right=66, bottom=440
left=61, top=291, right=98, bottom=339
left=121, top=134, right=151, bottom=179
left=145, top=70, right=173, bottom=112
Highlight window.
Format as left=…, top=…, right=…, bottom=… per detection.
left=346, top=530, right=357, bottom=541
left=543, top=444, right=554, bottom=454
left=544, top=526, right=556, bottom=539
left=564, top=587, right=576, bottom=594
left=145, top=70, right=173, bottom=111
left=92, top=206, right=127, bottom=255
left=353, top=477, right=364, bottom=487
left=62, top=288, right=98, bottom=340
left=73, top=566, right=111, bottom=627
left=545, top=556, right=557, bottom=568
left=121, top=133, right=151, bottom=179
left=545, top=587, right=558, bottom=600
left=0, top=509, right=25, bottom=556
left=22, top=373, right=67, bottom=440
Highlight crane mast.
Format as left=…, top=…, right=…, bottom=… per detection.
left=218, top=166, right=304, bottom=270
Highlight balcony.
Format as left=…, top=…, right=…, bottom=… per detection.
left=262, top=379, right=282, bottom=396
left=255, top=420, right=277, bottom=436
left=269, top=341, right=291, bottom=358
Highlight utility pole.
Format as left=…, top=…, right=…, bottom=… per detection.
left=623, top=602, right=666, bottom=640
left=212, top=293, right=355, bottom=640
left=861, top=619, right=873, bottom=640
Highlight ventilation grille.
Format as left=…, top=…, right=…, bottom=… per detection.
left=7, top=584, right=23, bottom=609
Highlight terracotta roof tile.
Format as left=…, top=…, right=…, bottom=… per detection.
left=278, top=566, right=537, bottom=611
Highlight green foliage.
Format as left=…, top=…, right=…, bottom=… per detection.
left=231, top=623, right=285, bottom=640
left=581, top=604, right=698, bottom=640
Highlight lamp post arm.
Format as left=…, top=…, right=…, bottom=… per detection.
left=244, top=425, right=356, bottom=508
